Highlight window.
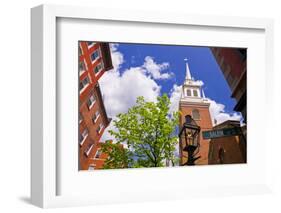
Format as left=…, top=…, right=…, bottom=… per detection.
left=92, top=110, right=100, bottom=123
left=79, top=44, right=83, bottom=56
left=193, top=90, right=198, bottom=97
left=192, top=109, right=200, bottom=120
left=79, top=128, right=88, bottom=145
left=84, top=143, right=94, bottom=156
left=88, top=164, right=96, bottom=170
left=186, top=89, right=191, bottom=96
left=97, top=123, right=104, bottom=134
left=87, top=41, right=96, bottom=47
left=79, top=76, right=90, bottom=91
left=91, top=49, right=100, bottom=61
left=79, top=60, right=85, bottom=74
left=87, top=94, right=96, bottom=109
left=94, top=62, right=104, bottom=75
left=95, top=149, right=102, bottom=159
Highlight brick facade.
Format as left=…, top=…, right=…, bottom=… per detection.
left=179, top=103, right=213, bottom=165
left=79, top=41, right=113, bottom=170
left=208, top=120, right=246, bottom=164
left=210, top=47, right=247, bottom=122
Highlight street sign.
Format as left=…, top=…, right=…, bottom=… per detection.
left=202, top=127, right=242, bottom=139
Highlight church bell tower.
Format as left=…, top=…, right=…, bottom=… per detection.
left=179, top=60, right=213, bottom=165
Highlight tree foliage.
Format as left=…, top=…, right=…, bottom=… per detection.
left=100, top=141, right=133, bottom=169
left=101, top=94, right=179, bottom=168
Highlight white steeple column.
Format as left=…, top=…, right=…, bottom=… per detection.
left=202, top=88, right=206, bottom=99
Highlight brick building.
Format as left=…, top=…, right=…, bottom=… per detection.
left=79, top=41, right=113, bottom=170
left=208, top=120, right=246, bottom=164
left=88, top=141, right=126, bottom=170
left=210, top=47, right=247, bottom=122
left=87, top=143, right=109, bottom=170
left=179, top=62, right=213, bottom=165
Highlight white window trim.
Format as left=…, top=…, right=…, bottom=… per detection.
left=98, top=124, right=104, bottom=134
left=79, top=69, right=86, bottom=76
left=94, top=61, right=104, bottom=76
left=185, top=88, right=201, bottom=98
left=94, top=68, right=101, bottom=76
left=88, top=164, right=96, bottom=170
left=79, top=43, right=83, bottom=55
left=93, top=113, right=100, bottom=123
left=79, top=76, right=90, bottom=94
left=88, top=97, right=96, bottom=109
left=80, top=132, right=88, bottom=146
left=79, top=60, right=86, bottom=75
left=84, top=59, right=88, bottom=71
left=186, top=89, right=192, bottom=97
left=85, top=144, right=94, bottom=156
left=94, top=149, right=102, bottom=159
left=79, top=83, right=90, bottom=94
left=193, top=89, right=199, bottom=97
left=79, top=114, right=83, bottom=123
left=91, top=48, right=100, bottom=64
left=87, top=42, right=96, bottom=48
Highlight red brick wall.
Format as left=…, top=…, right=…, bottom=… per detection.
left=211, top=47, right=247, bottom=121
left=211, top=47, right=246, bottom=100
left=79, top=41, right=112, bottom=170
left=79, top=42, right=107, bottom=102
left=179, top=103, right=213, bottom=165
left=87, top=143, right=109, bottom=170
left=208, top=135, right=246, bottom=164
left=79, top=85, right=109, bottom=170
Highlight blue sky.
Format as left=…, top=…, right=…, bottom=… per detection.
left=116, top=43, right=236, bottom=114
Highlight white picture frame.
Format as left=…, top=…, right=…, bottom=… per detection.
left=31, top=4, right=274, bottom=208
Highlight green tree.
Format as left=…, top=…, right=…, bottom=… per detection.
left=102, top=94, right=179, bottom=168
left=101, top=140, right=133, bottom=169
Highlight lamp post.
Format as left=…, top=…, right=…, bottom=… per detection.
left=179, top=115, right=201, bottom=165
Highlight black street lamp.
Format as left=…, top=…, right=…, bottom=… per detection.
left=179, top=115, right=201, bottom=165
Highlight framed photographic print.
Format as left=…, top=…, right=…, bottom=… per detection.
left=31, top=4, right=274, bottom=208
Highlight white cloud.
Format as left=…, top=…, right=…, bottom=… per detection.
left=142, top=56, right=172, bottom=79
left=99, top=46, right=175, bottom=118
left=195, top=80, right=204, bottom=86
left=99, top=45, right=169, bottom=142
left=109, top=43, right=124, bottom=73
left=169, top=84, right=182, bottom=114
left=208, top=98, right=242, bottom=125
left=99, top=67, right=160, bottom=118
left=100, top=117, right=117, bottom=142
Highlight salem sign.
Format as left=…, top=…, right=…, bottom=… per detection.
left=202, top=127, right=242, bottom=139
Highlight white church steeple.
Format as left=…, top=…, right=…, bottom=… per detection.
left=179, top=61, right=212, bottom=166
left=184, top=58, right=192, bottom=80
left=180, top=59, right=208, bottom=104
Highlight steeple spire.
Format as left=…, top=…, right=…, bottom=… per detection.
left=184, top=58, right=192, bottom=80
